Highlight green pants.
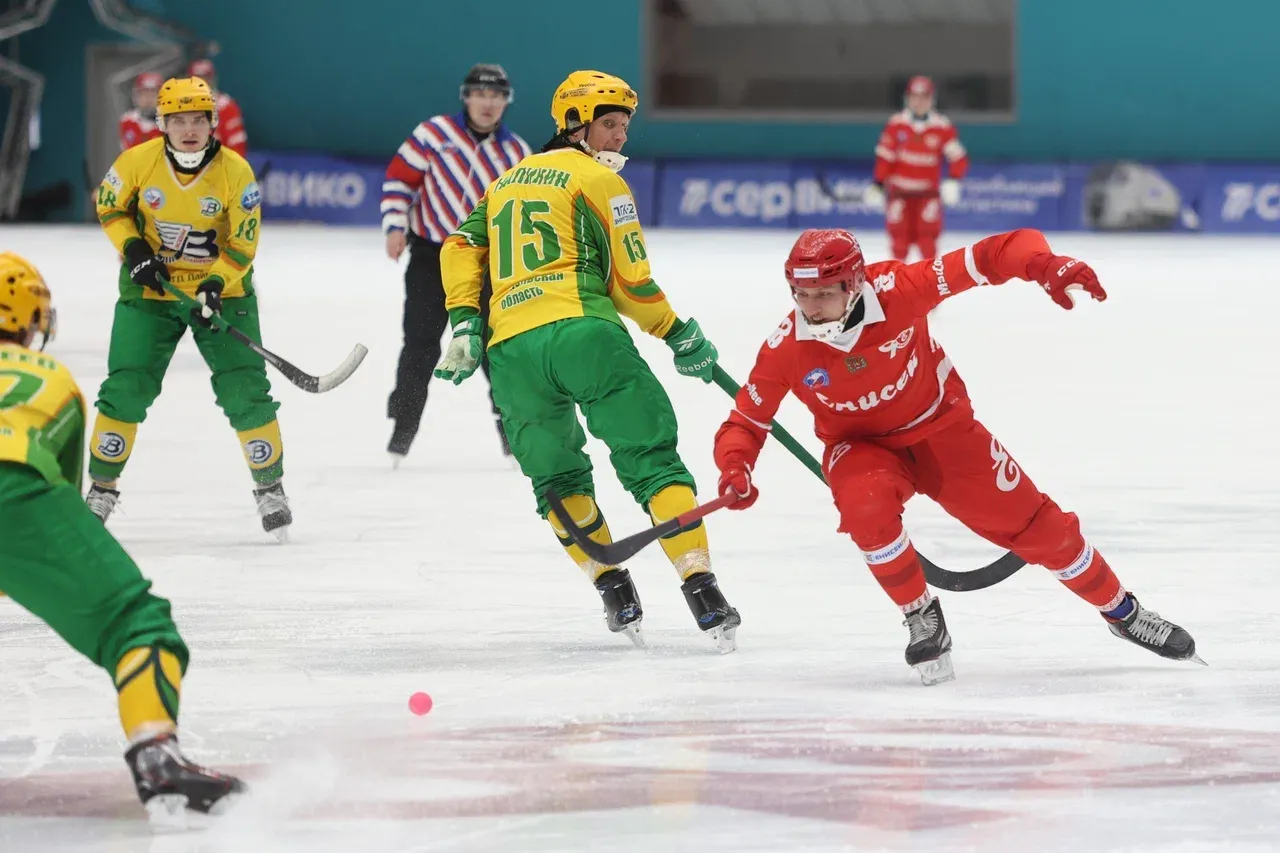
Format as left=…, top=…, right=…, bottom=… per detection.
left=489, top=318, right=694, bottom=517
left=0, top=462, right=188, bottom=673
left=91, top=286, right=281, bottom=482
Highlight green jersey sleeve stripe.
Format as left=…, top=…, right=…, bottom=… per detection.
left=224, top=247, right=253, bottom=269
left=41, top=396, right=83, bottom=447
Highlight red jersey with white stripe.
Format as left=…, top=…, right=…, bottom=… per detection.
left=213, top=92, right=248, bottom=156
left=872, top=110, right=969, bottom=196
left=118, top=109, right=161, bottom=150
left=381, top=112, right=532, bottom=243
left=721, top=230, right=1054, bottom=455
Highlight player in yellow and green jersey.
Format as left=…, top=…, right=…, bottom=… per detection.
left=91, top=76, right=290, bottom=539
left=0, top=252, right=244, bottom=824
left=436, top=71, right=740, bottom=652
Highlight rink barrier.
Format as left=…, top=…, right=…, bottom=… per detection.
left=247, top=151, right=1280, bottom=235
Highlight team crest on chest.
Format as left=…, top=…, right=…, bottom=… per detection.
left=844, top=355, right=867, bottom=373
left=878, top=327, right=915, bottom=359
left=142, top=187, right=165, bottom=210
left=198, top=196, right=223, bottom=217
left=802, top=368, right=830, bottom=389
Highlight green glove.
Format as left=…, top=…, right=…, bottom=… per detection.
left=664, top=317, right=717, bottom=383
left=433, top=315, right=484, bottom=385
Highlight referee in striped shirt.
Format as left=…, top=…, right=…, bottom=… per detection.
left=381, top=63, right=532, bottom=465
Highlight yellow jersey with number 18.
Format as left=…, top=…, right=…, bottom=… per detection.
left=95, top=137, right=262, bottom=300
left=440, top=147, right=677, bottom=348
left=0, top=344, right=86, bottom=490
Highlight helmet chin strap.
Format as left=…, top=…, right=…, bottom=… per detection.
left=167, top=144, right=207, bottom=169
left=799, top=288, right=863, bottom=342
left=578, top=136, right=627, bottom=172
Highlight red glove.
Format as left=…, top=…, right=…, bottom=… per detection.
left=1027, top=253, right=1106, bottom=310
left=718, top=459, right=758, bottom=510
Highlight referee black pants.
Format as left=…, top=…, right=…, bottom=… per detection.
left=387, top=234, right=495, bottom=439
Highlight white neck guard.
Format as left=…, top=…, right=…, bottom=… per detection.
left=168, top=144, right=208, bottom=170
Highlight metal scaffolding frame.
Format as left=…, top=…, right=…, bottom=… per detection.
left=0, top=0, right=57, bottom=219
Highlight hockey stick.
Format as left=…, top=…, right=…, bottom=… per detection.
left=710, top=365, right=1026, bottom=592
left=545, top=488, right=738, bottom=566
left=161, top=280, right=367, bottom=393
left=814, top=171, right=862, bottom=205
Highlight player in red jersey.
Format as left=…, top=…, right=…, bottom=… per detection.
left=865, top=76, right=969, bottom=261
left=118, top=72, right=163, bottom=150
left=188, top=58, right=248, bottom=156
left=713, top=228, right=1201, bottom=684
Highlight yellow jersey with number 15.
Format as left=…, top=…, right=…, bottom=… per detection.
left=441, top=147, right=677, bottom=348
left=95, top=137, right=262, bottom=300
left=0, top=344, right=86, bottom=490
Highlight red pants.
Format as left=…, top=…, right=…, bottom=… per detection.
left=823, top=416, right=1125, bottom=613
left=886, top=193, right=942, bottom=261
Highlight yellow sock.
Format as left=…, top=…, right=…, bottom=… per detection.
left=237, top=419, right=284, bottom=485
left=89, top=413, right=138, bottom=480
left=115, top=646, right=183, bottom=743
left=647, top=485, right=711, bottom=580
left=547, top=494, right=617, bottom=581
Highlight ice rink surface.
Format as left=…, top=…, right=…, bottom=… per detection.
left=2, top=224, right=1279, bottom=852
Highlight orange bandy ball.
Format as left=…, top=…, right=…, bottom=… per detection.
left=408, top=692, right=433, bottom=716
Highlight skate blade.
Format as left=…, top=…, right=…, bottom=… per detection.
left=1187, top=652, right=1208, bottom=666
left=707, top=624, right=738, bottom=655
left=206, top=790, right=246, bottom=817
left=618, top=622, right=646, bottom=649
left=270, top=526, right=290, bottom=544
left=914, top=651, right=955, bottom=686
left=145, top=794, right=189, bottom=831
left=390, top=452, right=406, bottom=470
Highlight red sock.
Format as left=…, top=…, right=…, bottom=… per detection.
left=860, top=528, right=930, bottom=612
left=1049, top=543, right=1126, bottom=612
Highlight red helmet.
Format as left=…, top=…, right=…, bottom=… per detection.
left=906, top=75, right=935, bottom=98
left=133, top=72, right=163, bottom=93
left=188, top=58, right=216, bottom=81
left=784, top=229, right=866, bottom=292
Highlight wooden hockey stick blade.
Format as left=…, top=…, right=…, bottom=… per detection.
left=160, top=280, right=366, bottom=393
left=225, top=326, right=367, bottom=393
left=919, top=550, right=1026, bottom=592
left=545, top=488, right=738, bottom=565
left=814, top=171, right=861, bottom=204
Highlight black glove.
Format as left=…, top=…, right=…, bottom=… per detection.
left=191, top=277, right=225, bottom=331
left=123, top=239, right=167, bottom=295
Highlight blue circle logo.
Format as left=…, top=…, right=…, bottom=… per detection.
left=803, top=368, right=830, bottom=389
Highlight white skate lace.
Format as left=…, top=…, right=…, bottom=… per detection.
left=904, top=607, right=938, bottom=646
left=86, top=485, right=119, bottom=518
left=254, top=486, right=289, bottom=517
left=1125, top=607, right=1175, bottom=647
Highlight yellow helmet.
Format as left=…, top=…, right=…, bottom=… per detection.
left=0, top=252, right=54, bottom=345
left=551, top=70, right=637, bottom=133
left=156, top=77, right=219, bottom=130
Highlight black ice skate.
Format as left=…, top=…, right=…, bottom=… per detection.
left=904, top=597, right=955, bottom=685
left=387, top=424, right=414, bottom=469
left=86, top=481, right=120, bottom=523
left=125, top=733, right=245, bottom=828
left=594, top=568, right=645, bottom=648
left=1105, top=595, right=1205, bottom=664
left=253, top=481, right=292, bottom=542
left=681, top=572, right=741, bottom=654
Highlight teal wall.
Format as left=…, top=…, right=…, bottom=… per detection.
left=15, top=0, right=1280, bottom=217
left=19, top=0, right=125, bottom=210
